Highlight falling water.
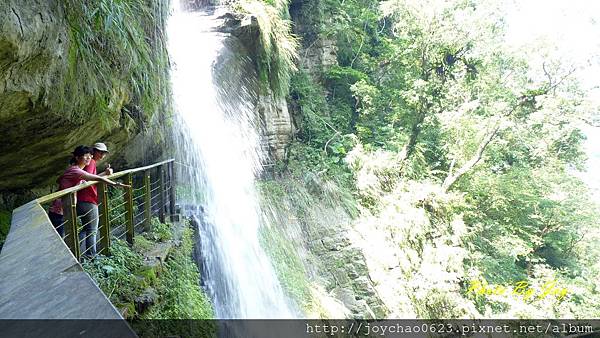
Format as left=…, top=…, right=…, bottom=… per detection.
left=166, top=3, right=295, bottom=319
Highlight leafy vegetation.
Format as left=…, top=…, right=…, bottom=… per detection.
left=83, top=238, right=146, bottom=312
left=148, top=217, right=173, bottom=242
left=54, top=0, right=171, bottom=129
left=142, top=227, right=214, bottom=319
left=0, top=210, right=11, bottom=252
left=83, top=219, right=214, bottom=324
left=279, top=0, right=600, bottom=319
left=233, top=0, right=299, bottom=96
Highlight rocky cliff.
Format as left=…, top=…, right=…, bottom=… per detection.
left=0, top=1, right=296, bottom=208
left=0, top=0, right=170, bottom=205
left=218, top=10, right=294, bottom=163
left=258, top=0, right=390, bottom=319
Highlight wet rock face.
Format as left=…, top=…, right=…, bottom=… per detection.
left=289, top=0, right=337, bottom=79
left=256, top=94, right=293, bottom=162
left=0, top=1, right=74, bottom=191
left=0, top=1, right=67, bottom=111
left=0, top=1, right=159, bottom=194
left=217, top=11, right=294, bottom=163
left=1, top=3, right=101, bottom=191
left=306, top=218, right=388, bottom=319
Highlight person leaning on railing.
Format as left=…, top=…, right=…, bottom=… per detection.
left=47, top=146, right=129, bottom=248
left=76, top=142, right=113, bottom=258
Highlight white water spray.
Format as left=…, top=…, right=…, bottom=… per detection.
left=166, top=3, right=295, bottom=319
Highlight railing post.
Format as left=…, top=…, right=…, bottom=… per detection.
left=124, top=173, right=134, bottom=244
left=97, top=183, right=110, bottom=255
left=144, top=170, right=151, bottom=232
left=169, top=161, right=176, bottom=221
left=62, top=192, right=80, bottom=261
left=158, top=165, right=165, bottom=223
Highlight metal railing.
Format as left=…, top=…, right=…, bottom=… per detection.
left=37, top=159, right=176, bottom=261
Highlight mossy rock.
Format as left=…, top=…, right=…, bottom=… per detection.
left=0, top=210, right=11, bottom=251
left=0, top=0, right=169, bottom=192
left=115, top=302, right=136, bottom=320
left=135, top=266, right=158, bottom=289
left=134, top=287, right=158, bottom=315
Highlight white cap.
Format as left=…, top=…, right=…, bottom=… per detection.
left=93, top=142, right=109, bottom=152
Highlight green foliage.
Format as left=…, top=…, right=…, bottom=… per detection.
left=324, top=66, right=368, bottom=99
left=289, top=71, right=330, bottom=143
left=321, top=0, right=383, bottom=68
left=259, top=223, right=311, bottom=309
left=83, top=223, right=214, bottom=323
left=287, top=70, right=359, bottom=202
left=143, top=228, right=214, bottom=321
left=82, top=239, right=145, bottom=308
left=462, top=163, right=599, bottom=281
left=285, top=143, right=357, bottom=218
left=55, top=0, right=171, bottom=129
left=132, top=235, right=154, bottom=252
left=148, top=217, right=173, bottom=242
left=235, top=0, right=298, bottom=97
left=286, top=0, right=599, bottom=320
left=0, top=210, right=12, bottom=252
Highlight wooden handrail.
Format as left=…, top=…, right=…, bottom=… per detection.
left=36, top=159, right=175, bottom=205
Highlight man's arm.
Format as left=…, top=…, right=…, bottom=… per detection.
left=99, top=164, right=113, bottom=176
left=81, top=171, right=128, bottom=187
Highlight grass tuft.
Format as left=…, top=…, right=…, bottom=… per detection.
left=235, top=0, right=299, bottom=97
left=54, top=0, right=172, bottom=129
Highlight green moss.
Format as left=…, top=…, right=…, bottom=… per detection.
left=259, top=223, right=311, bottom=310
left=0, top=210, right=11, bottom=252
left=234, top=0, right=298, bottom=97
left=83, top=221, right=214, bottom=328
left=256, top=180, right=287, bottom=201
left=143, top=228, right=214, bottom=320
left=0, top=38, right=17, bottom=73
left=115, top=301, right=136, bottom=318
left=139, top=228, right=216, bottom=337
left=135, top=265, right=158, bottom=288
left=53, top=0, right=172, bottom=128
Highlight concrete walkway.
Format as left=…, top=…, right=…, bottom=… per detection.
left=0, top=201, right=129, bottom=322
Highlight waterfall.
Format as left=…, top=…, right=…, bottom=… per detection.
left=166, top=2, right=296, bottom=319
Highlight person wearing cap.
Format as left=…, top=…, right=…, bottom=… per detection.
left=49, top=146, right=128, bottom=241
left=76, top=142, right=113, bottom=257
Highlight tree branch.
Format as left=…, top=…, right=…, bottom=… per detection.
left=440, top=79, right=561, bottom=192
left=580, top=117, right=600, bottom=127
left=542, top=61, right=553, bottom=90
left=442, top=123, right=500, bottom=192
left=323, top=131, right=341, bottom=154
left=545, top=65, right=577, bottom=94
left=398, top=109, right=426, bottom=162
left=448, top=157, right=457, bottom=177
